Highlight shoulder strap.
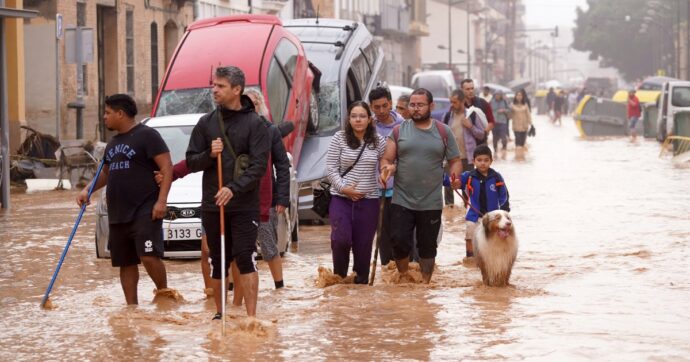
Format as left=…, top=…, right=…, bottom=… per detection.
left=340, top=141, right=367, bottom=178
left=434, top=120, right=449, bottom=161
left=392, top=124, right=401, bottom=143
left=435, top=120, right=448, bottom=147
left=216, top=108, right=237, bottom=159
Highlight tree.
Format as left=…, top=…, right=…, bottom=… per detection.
left=572, top=0, right=674, bottom=82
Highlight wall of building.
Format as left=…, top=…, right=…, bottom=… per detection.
left=5, top=0, right=28, bottom=152
left=23, top=0, right=194, bottom=142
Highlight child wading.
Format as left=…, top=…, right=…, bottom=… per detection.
left=458, top=145, right=510, bottom=260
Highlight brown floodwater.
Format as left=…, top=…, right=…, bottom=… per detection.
left=2, top=115, right=690, bottom=360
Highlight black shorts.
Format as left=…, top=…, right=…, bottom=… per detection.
left=108, top=217, right=164, bottom=267
left=389, top=204, right=442, bottom=260
left=202, top=209, right=259, bottom=278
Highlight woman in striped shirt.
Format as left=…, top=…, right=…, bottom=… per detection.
left=326, top=101, right=386, bottom=284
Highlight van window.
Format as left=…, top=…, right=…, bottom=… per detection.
left=362, top=43, right=379, bottom=71
left=346, top=69, right=362, bottom=108
left=274, top=39, right=299, bottom=82
left=349, top=52, right=370, bottom=98
left=671, top=87, right=690, bottom=107
left=267, top=57, right=290, bottom=124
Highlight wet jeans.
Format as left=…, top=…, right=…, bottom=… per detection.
left=515, top=131, right=528, bottom=147
left=492, top=123, right=509, bottom=150
left=329, top=196, right=380, bottom=284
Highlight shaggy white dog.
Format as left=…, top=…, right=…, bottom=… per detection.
left=473, top=210, right=518, bottom=287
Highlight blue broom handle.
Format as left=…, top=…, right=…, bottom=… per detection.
left=41, top=159, right=106, bottom=307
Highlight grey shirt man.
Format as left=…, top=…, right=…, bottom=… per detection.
left=390, top=120, right=461, bottom=211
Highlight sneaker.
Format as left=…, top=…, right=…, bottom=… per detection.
left=212, top=312, right=222, bottom=321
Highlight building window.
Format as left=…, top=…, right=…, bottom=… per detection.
left=126, top=10, right=134, bottom=95
left=150, top=22, right=159, bottom=102
left=77, top=1, right=87, bottom=95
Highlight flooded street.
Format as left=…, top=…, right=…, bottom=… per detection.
left=2, top=115, right=689, bottom=360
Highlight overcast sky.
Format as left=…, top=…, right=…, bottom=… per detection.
left=523, top=0, right=589, bottom=29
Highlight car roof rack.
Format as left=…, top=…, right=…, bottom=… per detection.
left=286, top=23, right=358, bottom=60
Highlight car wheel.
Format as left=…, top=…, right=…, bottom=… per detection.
left=307, top=91, right=319, bottom=134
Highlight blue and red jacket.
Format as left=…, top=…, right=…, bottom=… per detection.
left=460, top=168, right=510, bottom=222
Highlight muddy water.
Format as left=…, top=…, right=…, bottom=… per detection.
left=2, top=115, right=690, bottom=360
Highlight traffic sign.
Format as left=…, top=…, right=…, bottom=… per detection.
left=56, top=14, right=63, bottom=39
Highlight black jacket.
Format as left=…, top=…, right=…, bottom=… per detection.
left=186, top=95, right=269, bottom=212
left=263, top=118, right=291, bottom=207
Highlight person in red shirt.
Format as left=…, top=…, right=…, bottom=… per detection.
left=627, top=89, right=642, bottom=142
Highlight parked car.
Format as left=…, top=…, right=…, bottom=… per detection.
left=638, top=76, right=680, bottom=91
left=284, top=18, right=384, bottom=220
left=656, top=80, right=690, bottom=142
left=389, top=85, right=414, bottom=103
left=150, top=14, right=314, bottom=239
left=95, top=114, right=296, bottom=259
left=431, top=98, right=451, bottom=122
left=411, top=70, right=455, bottom=99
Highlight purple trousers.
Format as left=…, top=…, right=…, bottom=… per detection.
left=329, top=195, right=380, bottom=284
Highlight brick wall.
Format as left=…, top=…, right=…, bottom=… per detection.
left=24, top=0, right=194, bottom=142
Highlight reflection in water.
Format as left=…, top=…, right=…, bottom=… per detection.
left=1, top=116, right=690, bottom=359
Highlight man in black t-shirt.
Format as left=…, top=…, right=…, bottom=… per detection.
left=77, top=94, right=173, bottom=305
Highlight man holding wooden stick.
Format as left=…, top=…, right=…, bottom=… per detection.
left=186, top=66, right=268, bottom=320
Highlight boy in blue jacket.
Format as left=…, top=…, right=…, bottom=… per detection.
left=457, top=145, right=510, bottom=259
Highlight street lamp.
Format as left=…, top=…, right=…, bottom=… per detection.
left=437, top=46, right=466, bottom=68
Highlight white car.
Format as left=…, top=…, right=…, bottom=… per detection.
left=95, top=114, right=297, bottom=259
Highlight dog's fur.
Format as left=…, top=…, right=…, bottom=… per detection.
left=473, top=210, right=518, bottom=287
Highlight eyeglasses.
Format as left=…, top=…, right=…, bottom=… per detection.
left=408, top=103, right=429, bottom=109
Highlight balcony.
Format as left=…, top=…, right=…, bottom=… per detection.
left=409, top=20, right=429, bottom=36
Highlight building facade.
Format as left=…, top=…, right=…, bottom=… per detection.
left=22, top=0, right=194, bottom=142
left=294, top=0, right=428, bottom=87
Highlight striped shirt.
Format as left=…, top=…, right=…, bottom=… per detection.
left=326, top=131, right=386, bottom=199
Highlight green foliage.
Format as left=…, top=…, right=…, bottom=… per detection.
left=572, top=0, right=675, bottom=81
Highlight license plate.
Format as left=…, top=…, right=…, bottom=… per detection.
left=163, top=223, right=202, bottom=241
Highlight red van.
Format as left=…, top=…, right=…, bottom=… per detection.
left=152, top=14, right=317, bottom=168
left=151, top=14, right=317, bottom=243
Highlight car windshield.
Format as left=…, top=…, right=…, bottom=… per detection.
left=288, top=25, right=350, bottom=84
left=671, top=87, right=690, bottom=107
left=317, top=82, right=341, bottom=134
left=415, top=77, right=449, bottom=99
left=639, top=82, right=662, bottom=91
left=153, top=125, right=194, bottom=164
left=155, top=85, right=262, bottom=117
left=156, top=88, right=214, bottom=117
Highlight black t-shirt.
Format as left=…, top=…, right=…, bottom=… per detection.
left=104, top=123, right=169, bottom=223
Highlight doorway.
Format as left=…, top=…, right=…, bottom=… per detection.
left=97, top=5, right=117, bottom=142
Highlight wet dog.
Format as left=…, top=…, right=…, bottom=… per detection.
left=473, top=210, right=518, bottom=287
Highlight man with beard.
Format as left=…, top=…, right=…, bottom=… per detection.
left=380, top=88, right=463, bottom=283
left=186, top=66, right=268, bottom=319
left=77, top=94, right=173, bottom=305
